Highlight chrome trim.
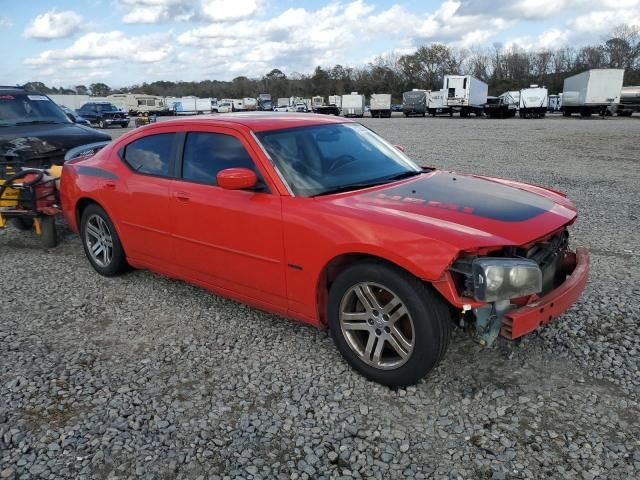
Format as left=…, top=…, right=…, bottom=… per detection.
left=250, top=130, right=295, bottom=197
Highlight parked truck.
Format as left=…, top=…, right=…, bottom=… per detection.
left=369, top=93, right=392, bottom=118
left=257, top=93, right=272, bottom=111
left=311, top=96, right=340, bottom=115
left=443, top=75, right=488, bottom=117
left=484, top=91, right=519, bottom=118
left=518, top=85, right=548, bottom=118
left=561, top=69, right=624, bottom=117
left=402, top=89, right=428, bottom=116
left=426, top=89, right=451, bottom=116
left=616, top=86, right=640, bottom=116
left=341, top=92, right=365, bottom=117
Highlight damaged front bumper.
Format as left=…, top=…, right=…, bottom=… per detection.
left=500, top=247, right=589, bottom=339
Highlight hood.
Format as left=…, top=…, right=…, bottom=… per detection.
left=0, top=123, right=111, bottom=167
left=320, top=170, right=577, bottom=250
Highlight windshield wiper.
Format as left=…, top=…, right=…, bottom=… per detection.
left=14, top=120, right=62, bottom=126
left=384, top=170, right=423, bottom=181
left=312, top=181, right=390, bottom=197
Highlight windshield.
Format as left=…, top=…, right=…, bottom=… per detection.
left=97, top=104, right=119, bottom=112
left=0, top=93, right=71, bottom=126
left=255, top=123, right=421, bottom=197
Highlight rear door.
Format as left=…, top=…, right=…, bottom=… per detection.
left=169, top=126, right=287, bottom=308
left=112, top=131, right=178, bottom=267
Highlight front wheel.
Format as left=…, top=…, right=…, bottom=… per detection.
left=98, top=119, right=107, bottom=129
left=80, top=204, right=128, bottom=276
left=328, top=260, right=451, bottom=387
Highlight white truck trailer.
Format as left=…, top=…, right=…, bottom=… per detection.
left=561, top=69, right=624, bottom=117
left=518, top=85, right=548, bottom=118
left=341, top=92, right=365, bottom=117
left=328, top=95, right=342, bottom=108
left=369, top=93, right=392, bottom=118
left=443, top=75, right=488, bottom=117
left=427, top=89, right=451, bottom=116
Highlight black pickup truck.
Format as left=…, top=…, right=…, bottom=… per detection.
left=77, top=102, right=129, bottom=129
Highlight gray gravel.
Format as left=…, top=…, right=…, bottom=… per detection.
left=1, top=114, right=639, bottom=479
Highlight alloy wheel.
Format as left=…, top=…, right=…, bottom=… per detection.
left=339, top=282, right=415, bottom=370
left=85, top=214, right=114, bottom=268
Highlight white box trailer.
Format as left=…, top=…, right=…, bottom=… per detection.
left=443, top=75, right=488, bottom=116
left=518, top=85, right=548, bottom=118
left=341, top=92, right=365, bottom=117
left=369, top=93, right=391, bottom=118
left=561, top=69, right=624, bottom=116
left=48, top=94, right=91, bottom=110
left=427, top=89, right=451, bottom=116
left=328, top=95, right=342, bottom=108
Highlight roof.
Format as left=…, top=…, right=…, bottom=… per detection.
left=0, top=86, right=30, bottom=94
left=149, top=112, right=352, bottom=132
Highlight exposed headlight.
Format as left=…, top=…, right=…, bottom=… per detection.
left=472, top=258, right=542, bottom=302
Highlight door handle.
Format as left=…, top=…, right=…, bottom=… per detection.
left=174, top=191, right=190, bottom=202
left=104, top=182, right=116, bottom=189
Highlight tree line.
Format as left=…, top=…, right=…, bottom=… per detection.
left=23, top=24, right=639, bottom=102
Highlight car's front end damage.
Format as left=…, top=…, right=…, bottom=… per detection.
left=437, top=227, right=589, bottom=344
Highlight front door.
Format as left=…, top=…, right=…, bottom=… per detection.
left=169, top=128, right=287, bottom=308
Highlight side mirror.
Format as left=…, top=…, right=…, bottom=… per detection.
left=217, top=168, right=257, bottom=190
left=394, top=144, right=406, bottom=152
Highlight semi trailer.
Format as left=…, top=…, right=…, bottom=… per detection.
left=369, top=93, right=392, bottom=118
left=341, top=92, right=365, bottom=117
left=519, top=85, right=548, bottom=118
left=561, top=69, right=624, bottom=117
left=443, top=75, right=488, bottom=117
left=402, top=89, right=428, bottom=116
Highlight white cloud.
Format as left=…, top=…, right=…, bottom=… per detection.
left=23, top=9, right=83, bottom=40
left=0, top=16, right=12, bottom=28
left=25, top=31, right=173, bottom=68
left=201, top=0, right=260, bottom=22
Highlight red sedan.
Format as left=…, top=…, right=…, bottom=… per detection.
left=60, top=114, right=589, bottom=386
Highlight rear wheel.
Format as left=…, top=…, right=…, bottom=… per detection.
left=328, top=260, right=451, bottom=387
left=80, top=204, right=128, bottom=276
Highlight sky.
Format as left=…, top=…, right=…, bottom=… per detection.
left=1, top=0, right=639, bottom=88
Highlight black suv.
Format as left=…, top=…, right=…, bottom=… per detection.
left=0, top=86, right=111, bottom=168
left=77, top=102, right=129, bottom=129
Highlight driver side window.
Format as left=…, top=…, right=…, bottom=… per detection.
left=181, top=132, right=266, bottom=190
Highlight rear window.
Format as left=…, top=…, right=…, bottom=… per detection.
left=123, top=133, right=175, bottom=177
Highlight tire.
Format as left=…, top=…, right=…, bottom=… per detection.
left=80, top=204, right=128, bottom=276
left=39, top=215, right=57, bottom=248
left=328, top=260, right=451, bottom=387
left=11, top=217, right=34, bottom=231
left=98, top=119, right=107, bottom=129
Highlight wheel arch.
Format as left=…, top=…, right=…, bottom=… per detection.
left=315, top=252, right=450, bottom=326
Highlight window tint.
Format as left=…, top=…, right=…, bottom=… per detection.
left=182, top=132, right=258, bottom=186
left=123, top=133, right=175, bottom=177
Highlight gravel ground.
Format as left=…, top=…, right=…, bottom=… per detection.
left=1, top=114, right=639, bottom=479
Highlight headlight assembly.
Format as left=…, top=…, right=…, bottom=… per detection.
left=471, top=258, right=542, bottom=302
